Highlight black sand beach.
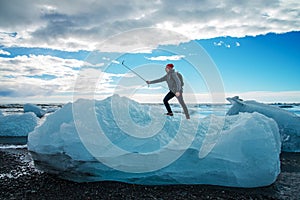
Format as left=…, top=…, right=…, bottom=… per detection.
left=1, top=147, right=300, bottom=200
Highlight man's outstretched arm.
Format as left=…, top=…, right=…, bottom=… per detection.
left=146, top=75, right=167, bottom=84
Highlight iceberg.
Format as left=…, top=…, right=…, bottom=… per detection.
left=227, top=96, right=300, bottom=152
left=24, top=103, right=46, bottom=118
left=28, top=95, right=281, bottom=188
left=0, top=112, right=38, bottom=136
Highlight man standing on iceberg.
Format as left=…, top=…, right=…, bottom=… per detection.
left=146, top=64, right=190, bottom=119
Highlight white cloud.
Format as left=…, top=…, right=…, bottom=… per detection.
left=145, top=55, right=185, bottom=61
left=213, top=41, right=231, bottom=48
left=111, top=60, right=120, bottom=64
left=0, top=49, right=10, bottom=55
left=0, top=0, right=299, bottom=52
left=214, top=41, right=224, bottom=46
left=0, top=55, right=118, bottom=98
left=102, top=57, right=110, bottom=61
left=214, top=41, right=240, bottom=48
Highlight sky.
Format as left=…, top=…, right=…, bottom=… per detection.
left=0, top=0, right=300, bottom=103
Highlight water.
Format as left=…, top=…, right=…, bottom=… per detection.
left=0, top=136, right=28, bottom=145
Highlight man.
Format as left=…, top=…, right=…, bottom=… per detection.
left=146, top=63, right=190, bottom=119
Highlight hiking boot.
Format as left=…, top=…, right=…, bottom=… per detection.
left=165, top=112, right=174, bottom=116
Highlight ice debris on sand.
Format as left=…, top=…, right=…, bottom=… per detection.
left=28, top=94, right=281, bottom=188
left=24, top=103, right=46, bottom=118
left=227, top=96, right=300, bottom=152
left=0, top=112, right=38, bottom=136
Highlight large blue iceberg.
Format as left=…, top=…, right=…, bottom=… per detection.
left=28, top=95, right=281, bottom=188
left=227, top=96, right=300, bottom=152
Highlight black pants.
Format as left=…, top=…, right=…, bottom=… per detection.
left=163, top=91, right=189, bottom=118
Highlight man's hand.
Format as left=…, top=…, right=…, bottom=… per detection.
left=175, top=92, right=180, bottom=97
left=146, top=81, right=151, bottom=84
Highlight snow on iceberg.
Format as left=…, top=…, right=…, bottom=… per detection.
left=0, top=112, right=38, bottom=136
left=227, top=96, right=300, bottom=152
left=24, top=103, right=46, bottom=118
left=28, top=95, right=281, bottom=188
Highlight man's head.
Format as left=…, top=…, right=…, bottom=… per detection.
left=165, top=63, right=174, bottom=72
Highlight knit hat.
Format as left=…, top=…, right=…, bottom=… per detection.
left=166, top=63, right=174, bottom=69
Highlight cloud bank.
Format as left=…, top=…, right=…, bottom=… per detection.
left=0, top=55, right=120, bottom=98
left=0, top=0, right=299, bottom=51
left=0, top=0, right=299, bottom=103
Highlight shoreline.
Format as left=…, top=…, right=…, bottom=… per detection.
left=1, top=148, right=299, bottom=200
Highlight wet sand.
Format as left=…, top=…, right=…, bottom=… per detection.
left=1, top=147, right=299, bottom=200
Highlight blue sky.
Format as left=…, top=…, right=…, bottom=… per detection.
left=0, top=1, right=300, bottom=103
left=199, top=32, right=300, bottom=92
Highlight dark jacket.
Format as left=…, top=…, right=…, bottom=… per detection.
left=149, top=69, right=182, bottom=93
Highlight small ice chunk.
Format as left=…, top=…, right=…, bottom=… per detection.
left=24, top=103, right=46, bottom=118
